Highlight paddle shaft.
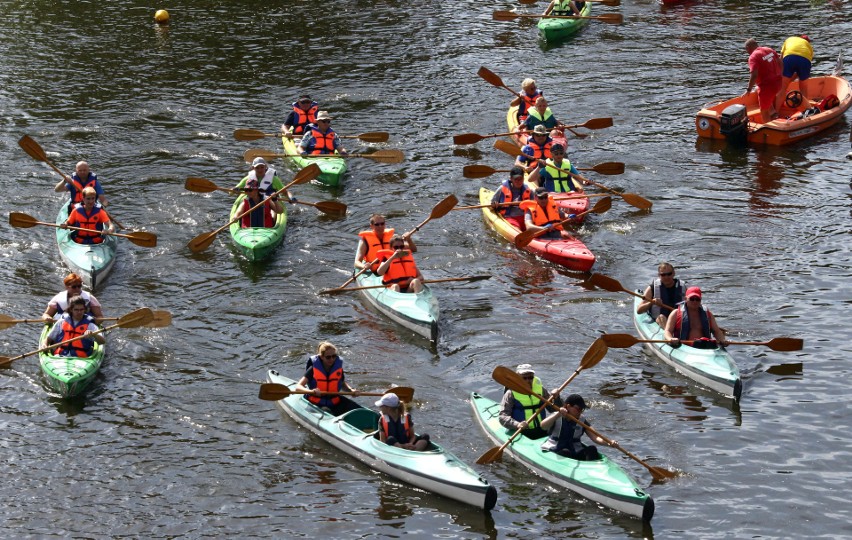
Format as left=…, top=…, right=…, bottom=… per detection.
left=514, top=196, right=611, bottom=248
left=334, top=258, right=380, bottom=292
left=452, top=194, right=608, bottom=211
left=322, top=275, right=489, bottom=294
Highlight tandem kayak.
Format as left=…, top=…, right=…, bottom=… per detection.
left=355, top=271, right=439, bottom=342
left=56, top=202, right=117, bottom=290
left=470, top=392, right=654, bottom=521
left=633, top=296, right=742, bottom=400
left=506, top=105, right=590, bottom=220
left=282, top=135, right=347, bottom=187
left=479, top=188, right=596, bottom=272
left=228, top=194, right=287, bottom=261
left=537, top=1, right=592, bottom=42
left=266, top=370, right=498, bottom=510
left=38, top=323, right=106, bottom=398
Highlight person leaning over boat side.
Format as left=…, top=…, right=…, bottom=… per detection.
left=41, top=273, right=104, bottom=323
left=744, top=38, right=783, bottom=123
left=354, top=214, right=417, bottom=273
left=54, top=160, right=108, bottom=213
left=775, top=35, right=814, bottom=112
left=515, top=125, right=553, bottom=177
left=235, top=157, right=296, bottom=204
left=510, top=78, right=543, bottom=125
left=281, top=94, right=319, bottom=137
left=544, top=0, right=586, bottom=16
left=523, top=187, right=573, bottom=240
left=490, top=166, right=534, bottom=230
left=299, top=111, right=349, bottom=156
left=375, top=235, right=424, bottom=294
left=521, top=97, right=561, bottom=138
left=540, top=393, right=604, bottom=461
left=528, top=143, right=590, bottom=193
left=294, top=341, right=360, bottom=417
left=239, top=178, right=284, bottom=229
left=499, top=363, right=562, bottom=440
left=61, top=186, right=114, bottom=245
left=375, top=393, right=430, bottom=451
left=664, top=286, right=729, bottom=348
left=43, top=295, right=104, bottom=358
left=637, top=262, right=686, bottom=327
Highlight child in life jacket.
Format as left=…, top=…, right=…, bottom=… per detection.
left=375, top=393, right=430, bottom=451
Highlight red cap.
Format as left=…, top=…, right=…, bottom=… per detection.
left=801, top=35, right=811, bottom=42
left=685, top=286, right=702, bottom=300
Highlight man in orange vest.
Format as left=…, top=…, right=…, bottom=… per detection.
left=43, top=296, right=104, bottom=357
left=354, top=214, right=417, bottom=273
left=61, top=186, right=114, bottom=244
left=299, top=111, right=349, bottom=155
left=523, top=187, right=573, bottom=240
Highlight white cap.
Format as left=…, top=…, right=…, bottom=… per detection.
left=516, top=363, right=535, bottom=375
left=251, top=157, right=267, bottom=168
left=374, top=393, right=400, bottom=407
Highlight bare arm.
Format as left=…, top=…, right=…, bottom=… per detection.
left=636, top=285, right=654, bottom=314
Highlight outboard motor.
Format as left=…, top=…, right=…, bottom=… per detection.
left=719, top=104, right=748, bottom=145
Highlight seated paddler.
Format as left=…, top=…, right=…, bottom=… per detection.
left=43, top=295, right=104, bottom=358
left=375, top=234, right=424, bottom=293
left=294, top=341, right=361, bottom=416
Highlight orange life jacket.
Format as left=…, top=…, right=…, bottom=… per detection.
left=291, top=102, right=318, bottom=134
left=517, top=90, right=543, bottom=122
left=55, top=314, right=95, bottom=358
left=308, top=126, right=337, bottom=155
left=67, top=205, right=109, bottom=244
left=379, top=412, right=413, bottom=443
left=240, top=196, right=275, bottom=228
left=523, top=138, right=552, bottom=160
left=521, top=198, right=563, bottom=231
left=307, top=355, right=344, bottom=407
left=498, top=184, right=533, bottom=216
left=377, top=249, right=419, bottom=289
left=68, top=173, right=99, bottom=205
left=358, top=228, right=395, bottom=272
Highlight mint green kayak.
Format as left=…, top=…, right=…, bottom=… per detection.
left=633, top=296, right=742, bottom=400
left=266, top=370, right=497, bottom=510
left=537, top=2, right=591, bottom=42
left=282, top=135, right=347, bottom=187
left=55, top=202, right=117, bottom=290
left=355, top=271, right=439, bottom=342
left=38, top=323, right=106, bottom=398
left=228, top=194, right=287, bottom=261
left=470, top=392, right=654, bottom=521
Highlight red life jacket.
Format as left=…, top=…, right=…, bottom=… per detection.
left=498, top=184, right=533, bottom=216
left=377, top=249, right=419, bottom=289
left=55, top=315, right=95, bottom=358
left=379, top=412, right=413, bottom=443
left=308, top=126, right=337, bottom=155
left=68, top=205, right=109, bottom=244
left=674, top=303, right=713, bottom=340
left=517, top=90, right=543, bottom=122
left=291, top=102, right=318, bottom=134
left=307, top=355, right=344, bottom=407
left=68, top=173, right=99, bottom=205
left=521, top=199, right=563, bottom=231
left=240, top=196, right=275, bottom=228
left=358, top=228, right=395, bottom=272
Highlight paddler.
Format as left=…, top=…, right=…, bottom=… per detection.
left=281, top=94, right=319, bottom=137
left=544, top=0, right=586, bottom=16
left=299, top=111, right=348, bottom=156
left=520, top=97, right=562, bottom=139
left=528, top=142, right=590, bottom=194
left=540, top=393, right=604, bottom=461
left=238, top=178, right=284, bottom=229
left=41, top=273, right=105, bottom=322
left=510, top=78, right=542, bottom=124
left=294, top=341, right=361, bottom=416
left=375, top=235, right=424, bottom=293
left=498, top=363, right=562, bottom=440
left=354, top=214, right=417, bottom=273
left=636, top=262, right=686, bottom=327
left=235, top=157, right=296, bottom=204
left=523, top=187, right=574, bottom=240
left=61, top=186, right=114, bottom=244
left=42, top=296, right=104, bottom=358
left=664, top=286, right=729, bottom=348
left=514, top=125, right=553, bottom=177
left=54, top=160, right=108, bottom=213
left=490, top=166, right=534, bottom=230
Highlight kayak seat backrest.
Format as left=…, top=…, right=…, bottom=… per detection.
left=341, top=408, right=380, bottom=432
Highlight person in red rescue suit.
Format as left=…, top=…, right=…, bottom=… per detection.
left=294, top=341, right=361, bottom=417
left=281, top=94, right=319, bottom=137
left=375, top=392, right=430, bottom=451
left=61, top=186, right=114, bottom=244
left=490, top=166, right=534, bottom=230
left=54, top=160, right=108, bottom=212
left=239, top=178, right=284, bottom=228
left=375, top=235, right=425, bottom=293
left=354, top=213, right=417, bottom=273
left=43, top=295, right=104, bottom=358
left=744, top=37, right=782, bottom=123
left=299, top=110, right=348, bottom=156
left=515, top=124, right=553, bottom=176
left=510, top=78, right=543, bottom=124
left=523, top=186, right=573, bottom=240
left=499, top=363, right=563, bottom=440
left=664, top=286, right=729, bottom=348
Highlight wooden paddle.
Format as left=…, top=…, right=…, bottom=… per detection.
left=493, top=140, right=651, bottom=210
left=323, top=258, right=382, bottom=295
left=319, top=275, right=491, bottom=295
left=462, top=162, right=624, bottom=179
left=187, top=164, right=320, bottom=253
left=454, top=131, right=522, bottom=145
left=476, top=337, right=608, bottom=465
left=520, top=0, right=621, bottom=5
left=491, top=365, right=677, bottom=481
left=407, top=194, right=458, bottom=234
left=184, top=177, right=347, bottom=217
left=493, top=10, right=624, bottom=23
left=9, top=211, right=157, bottom=248
left=0, top=307, right=154, bottom=367
left=514, top=196, right=612, bottom=248
left=234, top=128, right=389, bottom=143
left=0, top=310, right=172, bottom=330
left=18, top=135, right=127, bottom=230
left=559, top=117, right=614, bottom=132
left=602, top=333, right=803, bottom=352
left=452, top=193, right=610, bottom=211
left=258, top=382, right=414, bottom=403
left=587, top=273, right=673, bottom=309
left=243, top=148, right=404, bottom=164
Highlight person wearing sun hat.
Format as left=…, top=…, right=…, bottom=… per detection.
left=541, top=393, right=603, bottom=461
left=664, top=286, right=729, bottom=348
left=281, top=94, right=319, bottom=136
left=233, top=156, right=296, bottom=204
left=299, top=110, right=348, bottom=156
left=498, top=363, right=563, bottom=440
left=375, top=392, right=430, bottom=451
left=515, top=123, right=554, bottom=176
left=776, top=35, right=815, bottom=111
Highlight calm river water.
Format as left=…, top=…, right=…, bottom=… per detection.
left=1, top=1, right=850, bottom=538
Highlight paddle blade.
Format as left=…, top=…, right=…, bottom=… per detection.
left=513, top=228, right=537, bottom=249
left=454, top=133, right=485, bottom=145
left=589, top=162, right=625, bottom=175
left=493, top=10, right=519, bottom=22
left=243, top=149, right=280, bottom=163
left=148, top=310, right=173, bottom=328
left=188, top=230, right=217, bottom=253
left=363, top=149, right=404, bottom=164
left=430, top=194, right=460, bottom=219
left=598, top=13, right=624, bottom=24
left=766, top=337, right=803, bottom=351
left=463, top=165, right=499, bottom=179
left=621, top=192, right=653, bottom=210
left=18, top=135, right=48, bottom=162
left=9, top=211, right=39, bottom=228
left=477, top=66, right=506, bottom=89
left=588, top=272, right=627, bottom=293
left=601, top=333, right=641, bottom=348
left=494, top=139, right=524, bottom=158
left=580, top=338, right=608, bottom=369
left=0, top=314, right=22, bottom=330
left=126, top=231, right=158, bottom=248
left=233, top=129, right=270, bottom=141
left=355, top=132, right=390, bottom=143
left=311, top=200, right=347, bottom=217
left=575, top=117, right=614, bottom=130
left=476, top=445, right=505, bottom=465
left=185, top=177, right=220, bottom=193
left=590, top=196, right=612, bottom=214
left=259, top=382, right=291, bottom=401
left=492, top=365, right=534, bottom=395
left=117, top=308, right=155, bottom=328
left=388, top=386, right=415, bottom=403
left=291, top=163, right=322, bottom=185
left=649, top=466, right=679, bottom=481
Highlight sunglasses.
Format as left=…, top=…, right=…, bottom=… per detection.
left=392, top=245, right=405, bottom=249
left=522, top=375, right=534, bottom=380
left=371, top=222, right=385, bottom=227
left=69, top=284, right=83, bottom=289
left=688, top=297, right=701, bottom=302
left=318, top=120, right=331, bottom=123
left=659, top=272, right=673, bottom=277
left=322, top=354, right=337, bottom=360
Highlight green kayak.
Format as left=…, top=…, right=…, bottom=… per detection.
left=266, top=370, right=498, bottom=510
left=55, top=202, right=117, bottom=290
left=282, top=135, right=347, bottom=187
left=355, top=271, right=439, bottom=342
left=228, top=194, right=287, bottom=261
left=470, top=392, right=654, bottom=521
left=633, top=296, right=742, bottom=400
left=38, top=323, right=106, bottom=398
left=538, top=2, right=591, bottom=42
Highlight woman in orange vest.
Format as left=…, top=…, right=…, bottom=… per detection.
left=62, top=186, right=114, bottom=244
left=376, top=235, right=424, bottom=293
left=375, top=392, right=430, bottom=451
left=294, top=341, right=361, bottom=417
left=523, top=187, right=573, bottom=240
left=354, top=214, right=417, bottom=273
left=43, top=296, right=103, bottom=357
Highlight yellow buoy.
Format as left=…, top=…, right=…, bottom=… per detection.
left=154, top=9, right=170, bottom=24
